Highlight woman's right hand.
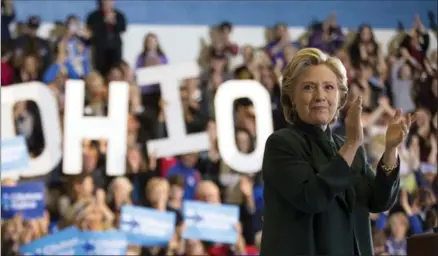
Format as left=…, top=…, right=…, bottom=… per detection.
left=344, top=96, right=364, bottom=147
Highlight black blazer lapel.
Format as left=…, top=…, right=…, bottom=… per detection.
left=290, top=122, right=356, bottom=214
left=333, top=134, right=356, bottom=213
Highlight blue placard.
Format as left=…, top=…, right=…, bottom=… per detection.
left=80, top=230, right=128, bottom=255
left=1, top=136, right=30, bottom=176
left=182, top=200, right=239, bottom=244
left=19, top=226, right=85, bottom=255
left=120, top=205, right=176, bottom=246
left=420, top=163, right=437, bottom=174
left=1, top=182, right=45, bottom=220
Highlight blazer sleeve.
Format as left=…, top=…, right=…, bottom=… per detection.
left=362, top=147, right=400, bottom=213
left=262, top=132, right=355, bottom=214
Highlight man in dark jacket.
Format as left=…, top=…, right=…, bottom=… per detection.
left=13, top=16, right=52, bottom=72
left=86, top=0, right=126, bottom=76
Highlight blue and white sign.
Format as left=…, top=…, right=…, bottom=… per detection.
left=80, top=230, right=128, bottom=255
left=1, top=136, right=30, bottom=177
left=1, top=182, right=45, bottom=220
left=120, top=205, right=176, bottom=246
left=182, top=200, right=239, bottom=244
left=420, top=163, right=437, bottom=174
left=19, top=226, right=85, bottom=255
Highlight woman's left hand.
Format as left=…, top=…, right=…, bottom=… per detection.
left=385, top=109, right=416, bottom=149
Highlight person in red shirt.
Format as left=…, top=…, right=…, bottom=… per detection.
left=1, top=42, right=14, bottom=86
left=400, top=14, right=430, bottom=65
left=218, top=22, right=239, bottom=57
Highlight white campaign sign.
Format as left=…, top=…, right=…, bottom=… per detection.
left=62, top=80, right=129, bottom=176
left=136, top=62, right=209, bottom=158
left=1, top=64, right=274, bottom=177
left=214, top=80, right=273, bottom=173
left=1, top=82, right=62, bottom=177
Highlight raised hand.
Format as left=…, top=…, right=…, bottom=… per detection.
left=385, top=109, right=416, bottom=150
left=239, top=176, right=254, bottom=198
left=407, top=136, right=421, bottom=170
left=400, top=190, right=416, bottom=216
left=95, top=188, right=106, bottom=206
left=344, top=96, right=364, bottom=147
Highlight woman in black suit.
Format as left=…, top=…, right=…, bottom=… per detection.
left=260, top=48, right=415, bottom=256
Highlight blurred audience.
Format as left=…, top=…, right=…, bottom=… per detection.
left=1, top=2, right=437, bottom=255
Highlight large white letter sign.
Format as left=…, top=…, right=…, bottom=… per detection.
left=62, top=80, right=129, bottom=176
left=136, top=62, right=209, bottom=158
left=214, top=80, right=273, bottom=174
left=1, top=82, right=62, bottom=177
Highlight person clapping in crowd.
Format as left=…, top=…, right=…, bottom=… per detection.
left=1, top=1, right=437, bottom=255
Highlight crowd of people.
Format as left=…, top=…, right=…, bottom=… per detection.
left=1, top=0, right=437, bottom=255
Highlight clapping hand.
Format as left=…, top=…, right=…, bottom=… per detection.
left=344, top=96, right=364, bottom=147
left=105, top=11, right=116, bottom=24
left=400, top=190, right=419, bottom=216
left=385, top=109, right=416, bottom=150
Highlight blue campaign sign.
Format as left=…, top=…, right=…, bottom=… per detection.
left=19, top=226, right=84, bottom=255
left=182, top=200, right=239, bottom=244
left=1, top=182, right=45, bottom=220
left=1, top=136, right=30, bottom=177
left=120, top=205, right=176, bottom=246
left=80, top=230, right=128, bottom=255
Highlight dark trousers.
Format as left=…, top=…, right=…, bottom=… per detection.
left=92, top=46, right=122, bottom=77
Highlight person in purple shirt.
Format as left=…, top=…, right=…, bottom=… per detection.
left=308, top=14, right=345, bottom=55
left=135, top=33, right=168, bottom=118
left=166, top=153, right=201, bottom=200
left=135, top=33, right=168, bottom=70
left=265, top=23, right=301, bottom=66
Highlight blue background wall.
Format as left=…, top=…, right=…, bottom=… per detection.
left=14, top=0, right=437, bottom=29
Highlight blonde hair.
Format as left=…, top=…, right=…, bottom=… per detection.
left=85, top=71, right=104, bottom=86
left=388, top=212, right=409, bottom=229
left=196, top=180, right=219, bottom=196
left=110, top=176, right=133, bottom=189
left=281, top=48, right=349, bottom=124
left=107, top=176, right=134, bottom=203
left=146, top=177, right=170, bottom=195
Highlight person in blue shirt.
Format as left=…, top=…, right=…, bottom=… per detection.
left=166, top=153, right=201, bottom=200
left=64, top=15, right=92, bottom=78
left=42, top=39, right=80, bottom=84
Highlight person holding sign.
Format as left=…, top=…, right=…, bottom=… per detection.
left=260, top=48, right=415, bottom=256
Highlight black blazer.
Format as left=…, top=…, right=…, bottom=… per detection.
left=260, top=120, right=400, bottom=256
